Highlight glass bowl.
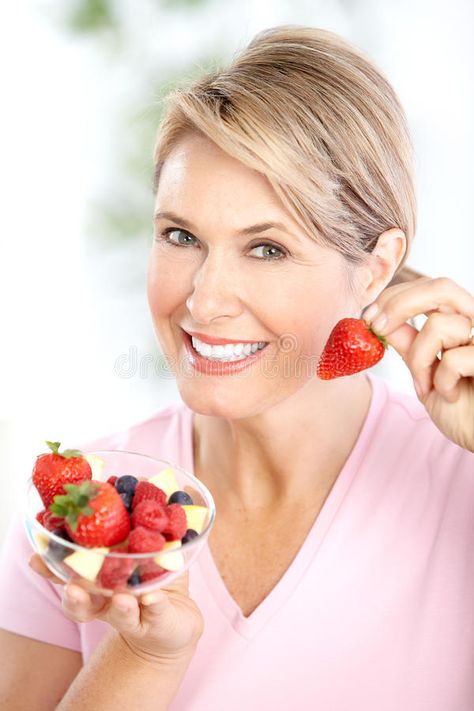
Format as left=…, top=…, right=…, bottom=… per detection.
left=24, top=450, right=216, bottom=596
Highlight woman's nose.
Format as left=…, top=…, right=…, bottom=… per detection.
left=185, top=255, right=243, bottom=324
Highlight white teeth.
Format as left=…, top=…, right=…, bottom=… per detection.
left=190, top=335, right=268, bottom=361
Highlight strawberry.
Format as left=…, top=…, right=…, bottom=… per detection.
left=32, top=441, right=92, bottom=508
left=50, top=481, right=130, bottom=547
left=131, top=500, right=168, bottom=532
left=132, top=481, right=167, bottom=509
left=317, top=317, right=389, bottom=380
left=162, top=503, right=187, bottom=541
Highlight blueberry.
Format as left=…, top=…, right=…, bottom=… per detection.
left=127, top=570, right=141, bottom=587
left=119, top=490, right=134, bottom=511
left=181, top=528, right=199, bottom=544
left=47, top=528, right=72, bottom=562
left=169, top=490, right=193, bottom=505
left=115, top=475, right=138, bottom=495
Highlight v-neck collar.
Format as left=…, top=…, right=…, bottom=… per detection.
left=183, top=372, right=387, bottom=639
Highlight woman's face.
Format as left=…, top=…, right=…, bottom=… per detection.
left=147, top=133, right=360, bottom=419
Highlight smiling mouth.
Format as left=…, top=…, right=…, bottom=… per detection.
left=182, top=330, right=269, bottom=363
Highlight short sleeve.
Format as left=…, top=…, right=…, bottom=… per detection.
left=0, top=512, right=82, bottom=652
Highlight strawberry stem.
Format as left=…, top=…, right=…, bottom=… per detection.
left=45, top=441, right=84, bottom=459
left=45, top=441, right=61, bottom=454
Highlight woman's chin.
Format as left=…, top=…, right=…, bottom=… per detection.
left=176, top=384, right=262, bottom=420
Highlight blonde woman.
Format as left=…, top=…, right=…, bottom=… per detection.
left=1, top=25, right=474, bottom=711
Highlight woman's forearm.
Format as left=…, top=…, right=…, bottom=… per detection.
left=56, top=630, right=197, bottom=711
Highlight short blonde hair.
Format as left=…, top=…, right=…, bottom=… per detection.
left=153, top=25, right=425, bottom=290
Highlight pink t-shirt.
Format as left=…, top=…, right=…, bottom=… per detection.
left=1, top=371, right=474, bottom=710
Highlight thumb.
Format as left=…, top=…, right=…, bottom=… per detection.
left=381, top=321, right=418, bottom=362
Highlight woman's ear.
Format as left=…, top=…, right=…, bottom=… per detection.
left=357, top=228, right=407, bottom=311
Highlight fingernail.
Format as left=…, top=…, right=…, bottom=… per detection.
left=363, top=304, right=379, bottom=322
left=116, top=602, right=131, bottom=612
left=141, top=592, right=164, bottom=606
left=371, top=313, right=387, bottom=332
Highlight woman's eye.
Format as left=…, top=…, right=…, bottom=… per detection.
left=249, top=243, right=286, bottom=260
left=161, top=228, right=198, bottom=246
left=156, top=229, right=286, bottom=261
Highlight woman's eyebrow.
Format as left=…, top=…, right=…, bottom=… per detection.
left=154, top=210, right=295, bottom=238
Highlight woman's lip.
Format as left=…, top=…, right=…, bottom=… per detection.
left=183, top=329, right=267, bottom=346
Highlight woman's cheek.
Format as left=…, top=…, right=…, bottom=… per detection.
left=147, top=248, right=185, bottom=309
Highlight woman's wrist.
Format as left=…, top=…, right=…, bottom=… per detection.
left=57, top=630, right=199, bottom=711
left=116, top=630, right=200, bottom=669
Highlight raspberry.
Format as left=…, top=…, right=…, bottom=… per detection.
left=138, top=558, right=167, bottom=583
left=99, top=556, right=135, bottom=589
left=128, top=526, right=166, bottom=553
left=131, top=500, right=168, bottom=532
left=132, top=481, right=167, bottom=509
left=162, top=503, right=187, bottom=541
left=107, top=475, right=118, bottom=486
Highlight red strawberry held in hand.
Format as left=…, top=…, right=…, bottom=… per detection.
left=317, top=318, right=389, bottom=380
left=32, top=441, right=92, bottom=508
left=50, top=481, right=130, bottom=547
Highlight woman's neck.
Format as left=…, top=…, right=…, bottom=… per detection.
left=192, top=374, right=372, bottom=514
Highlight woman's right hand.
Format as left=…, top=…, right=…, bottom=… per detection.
left=28, top=554, right=205, bottom=662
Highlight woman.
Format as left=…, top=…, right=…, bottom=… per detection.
left=1, top=25, right=474, bottom=711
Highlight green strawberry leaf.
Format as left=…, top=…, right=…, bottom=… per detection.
left=45, top=441, right=61, bottom=454
left=61, top=448, right=84, bottom=459
left=44, top=442, right=84, bottom=458
left=50, top=482, right=97, bottom=530
left=368, top=327, right=389, bottom=349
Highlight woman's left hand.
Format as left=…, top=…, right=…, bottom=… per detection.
left=363, top=276, right=474, bottom=453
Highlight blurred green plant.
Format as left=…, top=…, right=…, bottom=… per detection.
left=67, top=0, right=117, bottom=34
left=49, top=0, right=222, bottom=249
left=87, top=54, right=224, bottom=249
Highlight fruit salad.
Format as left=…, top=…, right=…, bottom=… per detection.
left=25, top=444, right=215, bottom=595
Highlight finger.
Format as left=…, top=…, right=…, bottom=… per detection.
left=28, top=554, right=65, bottom=585
left=433, top=345, right=474, bottom=401
left=366, top=277, right=474, bottom=337
left=105, top=593, right=141, bottom=634
left=406, top=312, right=473, bottom=395
left=62, top=583, right=108, bottom=623
left=361, top=277, right=432, bottom=319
